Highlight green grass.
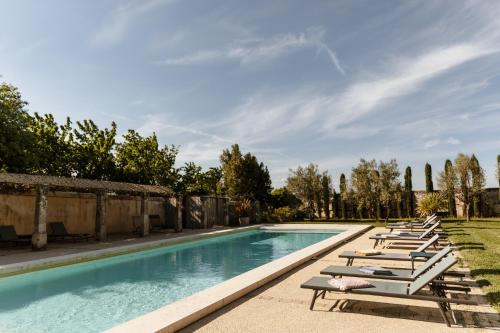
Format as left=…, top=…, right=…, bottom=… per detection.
left=442, top=220, right=500, bottom=312
left=289, top=217, right=500, bottom=311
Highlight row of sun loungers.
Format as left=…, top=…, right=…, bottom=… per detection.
left=301, top=216, right=477, bottom=327
left=0, top=222, right=91, bottom=246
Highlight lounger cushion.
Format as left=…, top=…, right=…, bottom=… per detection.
left=328, top=277, right=372, bottom=291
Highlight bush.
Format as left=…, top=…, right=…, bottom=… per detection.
left=417, top=192, right=445, bottom=217
left=272, top=206, right=306, bottom=222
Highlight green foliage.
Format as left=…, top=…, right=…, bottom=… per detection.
left=339, top=173, right=347, bottom=219
left=378, top=159, right=400, bottom=219
left=321, top=173, right=332, bottom=219
left=272, top=206, right=306, bottom=222
left=286, top=163, right=327, bottom=219
left=72, top=120, right=117, bottom=180
left=115, top=130, right=178, bottom=186
left=425, top=162, right=433, bottom=192
left=0, top=83, right=35, bottom=173
left=29, top=113, right=74, bottom=176
left=404, top=166, right=413, bottom=217
left=443, top=159, right=457, bottom=217
left=220, top=144, right=271, bottom=202
left=349, top=159, right=379, bottom=218
left=177, top=163, right=222, bottom=195
left=471, top=154, right=482, bottom=217
left=416, top=192, right=445, bottom=217
left=270, top=187, right=301, bottom=209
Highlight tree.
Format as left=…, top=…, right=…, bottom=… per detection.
left=498, top=155, right=500, bottom=200
left=28, top=113, right=74, bottom=176
left=115, top=130, right=178, bottom=186
left=349, top=159, right=379, bottom=218
left=321, top=173, right=332, bottom=219
left=417, top=192, right=445, bottom=217
left=395, top=183, right=403, bottom=218
left=438, top=153, right=485, bottom=222
left=220, top=144, right=272, bottom=203
left=470, top=154, right=482, bottom=217
left=425, top=162, right=433, bottom=192
left=339, top=173, right=347, bottom=219
left=0, top=83, right=35, bottom=173
left=270, top=187, right=301, bottom=209
left=203, top=167, right=223, bottom=195
left=286, top=163, right=322, bottom=219
left=177, top=162, right=205, bottom=195
left=404, top=166, right=414, bottom=217
left=72, top=120, right=117, bottom=180
left=443, top=159, right=457, bottom=217
left=378, top=159, right=401, bottom=219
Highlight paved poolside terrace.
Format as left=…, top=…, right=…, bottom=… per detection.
left=0, top=225, right=498, bottom=332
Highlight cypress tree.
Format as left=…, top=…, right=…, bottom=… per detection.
left=445, top=159, right=457, bottom=217
left=339, top=174, right=346, bottom=219
left=471, top=154, right=481, bottom=217
left=404, top=166, right=413, bottom=217
left=425, top=162, right=433, bottom=192
left=321, top=174, right=330, bottom=219
left=497, top=155, right=500, bottom=201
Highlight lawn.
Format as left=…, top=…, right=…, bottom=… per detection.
left=442, top=219, right=500, bottom=312
left=288, top=217, right=500, bottom=311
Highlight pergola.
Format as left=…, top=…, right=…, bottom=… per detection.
left=0, top=173, right=176, bottom=250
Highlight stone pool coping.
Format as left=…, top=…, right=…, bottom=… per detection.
left=104, top=224, right=371, bottom=333
left=0, top=226, right=259, bottom=276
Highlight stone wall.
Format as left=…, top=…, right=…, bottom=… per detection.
left=0, top=191, right=171, bottom=236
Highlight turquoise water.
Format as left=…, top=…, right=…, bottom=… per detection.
left=0, top=229, right=341, bottom=333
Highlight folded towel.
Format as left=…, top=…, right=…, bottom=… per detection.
left=328, top=277, right=372, bottom=291
left=359, top=265, right=393, bottom=275
left=354, top=249, right=382, bottom=256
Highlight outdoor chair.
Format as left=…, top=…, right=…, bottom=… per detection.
left=301, top=256, right=477, bottom=327
left=48, top=222, right=92, bottom=242
left=339, top=234, right=441, bottom=269
left=388, top=214, right=436, bottom=227
left=386, top=215, right=439, bottom=232
left=0, top=225, right=31, bottom=246
left=321, top=245, right=467, bottom=286
left=370, top=222, right=444, bottom=248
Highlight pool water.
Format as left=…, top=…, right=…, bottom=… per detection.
left=0, top=229, right=341, bottom=333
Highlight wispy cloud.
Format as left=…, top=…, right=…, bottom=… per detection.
left=159, top=27, right=345, bottom=74
left=91, top=0, right=174, bottom=46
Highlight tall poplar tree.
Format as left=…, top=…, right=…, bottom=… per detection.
left=404, top=166, right=413, bottom=217
left=444, top=159, right=457, bottom=217
left=425, top=162, right=433, bottom=192
left=339, top=173, right=347, bottom=219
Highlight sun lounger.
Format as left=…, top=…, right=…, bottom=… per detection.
left=301, top=256, right=477, bottom=326
left=339, top=234, right=440, bottom=269
left=370, top=223, right=443, bottom=248
left=0, top=225, right=31, bottom=246
left=388, top=214, right=436, bottom=228
left=321, top=246, right=466, bottom=284
left=386, top=216, right=440, bottom=232
left=48, top=222, right=92, bottom=242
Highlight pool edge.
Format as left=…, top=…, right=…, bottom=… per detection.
left=104, top=224, right=371, bottom=333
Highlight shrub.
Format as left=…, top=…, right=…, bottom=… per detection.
left=272, top=206, right=307, bottom=222
left=417, top=192, right=445, bottom=217
left=235, top=198, right=252, bottom=217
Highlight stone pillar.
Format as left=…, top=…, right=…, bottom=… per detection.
left=224, top=198, right=229, bottom=226
left=255, top=200, right=262, bottom=223
left=95, top=191, right=107, bottom=241
left=175, top=196, right=183, bottom=232
left=32, top=185, right=48, bottom=251
left=140, top=193, right=150, bottom=237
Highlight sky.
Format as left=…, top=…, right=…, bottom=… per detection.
left=1, top=0, right=500, bottom=190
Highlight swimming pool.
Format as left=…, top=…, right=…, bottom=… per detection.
left=0, top=228, right=342, bottom=333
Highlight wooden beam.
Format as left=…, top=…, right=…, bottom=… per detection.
left=32, top=185, right=48, bottom=251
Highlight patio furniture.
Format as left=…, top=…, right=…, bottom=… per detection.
left=386, top=215, right=440, bottom=232
left=370, top=222, right=443, bottom=248
left=339, top=234, right=441, bottom=269
left=0, top=225, right=31, bottom=246
left=321, top=245, right=466, bottom=285
left=300, top=256, right=477, bottom=327
left=48, top=222, right=92, bottom=242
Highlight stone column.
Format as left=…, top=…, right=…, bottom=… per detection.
left=175, top=196, right=183, bottom=232
left=255, top=200, right=262, bottom=223
left=95, top=191, right=107, bottom=241
left=32, top=185, right=48, bottom=251
left=140, top=193, right=150, bottom=237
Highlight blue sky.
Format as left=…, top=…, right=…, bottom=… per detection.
left=1, top=0, right=500, bottom=189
